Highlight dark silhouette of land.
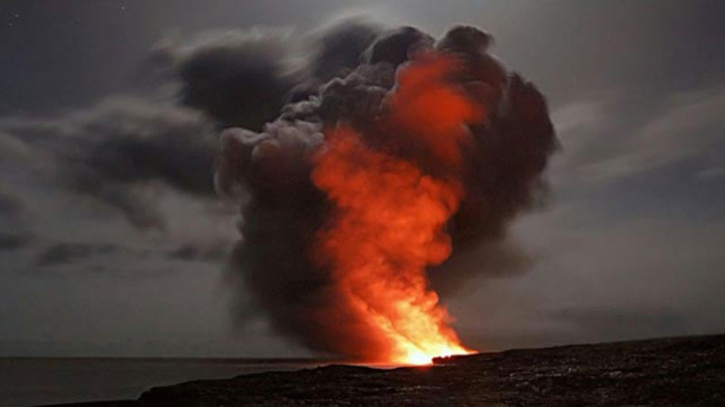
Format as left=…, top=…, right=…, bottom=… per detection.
left=45, top=334, right=725, bottom=406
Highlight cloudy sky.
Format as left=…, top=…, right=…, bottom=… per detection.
left=1, top=0, right=723, bottom=357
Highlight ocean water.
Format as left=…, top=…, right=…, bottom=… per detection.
left=0, top=357, right=326, bottom=407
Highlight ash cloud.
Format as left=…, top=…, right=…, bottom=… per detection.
left=306, top=19, right=382, bottom=82
left=153, top=29, right=295, bottom=131
left=217, top=23, right=557, bottom=357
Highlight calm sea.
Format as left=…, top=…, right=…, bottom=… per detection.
left=0, top=357, right=327, bottom=407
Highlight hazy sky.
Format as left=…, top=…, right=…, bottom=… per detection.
left=1, top=0, right=724, bottom=357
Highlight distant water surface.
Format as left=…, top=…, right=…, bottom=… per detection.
left=0, top=357, right=328, bottom=407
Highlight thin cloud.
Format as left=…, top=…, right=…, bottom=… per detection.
left=0, top=98, right=217, bottom=230
left=0, top=232, right=32, bottom=252
left=35, top=242, right=118, bottom=267
left=552, top=86, right=725, bottom=186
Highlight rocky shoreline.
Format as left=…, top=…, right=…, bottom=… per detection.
left=46, top=334, right=725, bottom=406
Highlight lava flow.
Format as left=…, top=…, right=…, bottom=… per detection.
left=311, top=53, right=480, bottom=364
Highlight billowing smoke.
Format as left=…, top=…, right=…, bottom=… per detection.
left=216, top=22, right=557, bottom=361
left=153, top=29, right=295, bottom=131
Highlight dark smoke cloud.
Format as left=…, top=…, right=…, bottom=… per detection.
left=364, top=26, right=434, bottom=67
left=154, top=20, right=386, bottom=128
left=153, top=29, right=295, bottom=131
left=307, top=19, right=382, bottom=82
left=1, top=98, right=216, bottom=229
left=217, top=23, right=557, bottom=357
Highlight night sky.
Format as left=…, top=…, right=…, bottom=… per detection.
left=1, top=0, right=724, bottom=357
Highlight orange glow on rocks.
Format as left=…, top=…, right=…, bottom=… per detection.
left=311, top=52, right=481, bottom=364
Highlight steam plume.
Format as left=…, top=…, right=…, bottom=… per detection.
left=216, top=23, right=557, bottom=361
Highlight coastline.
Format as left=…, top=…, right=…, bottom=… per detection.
left=43, top=334, right=725, bottom=406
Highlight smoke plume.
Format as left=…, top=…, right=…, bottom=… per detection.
left=216, top=22, right=557, bottom=362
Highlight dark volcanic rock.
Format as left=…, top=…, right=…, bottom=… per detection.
left=52, top=334, right=725, bottom=406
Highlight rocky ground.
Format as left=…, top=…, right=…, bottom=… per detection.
left=48, top=334, right=725, bottom=406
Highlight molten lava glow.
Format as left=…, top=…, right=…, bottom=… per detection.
left=311, top=52, right=480, bottom=364
left=312, top=128, right=472, bottom=364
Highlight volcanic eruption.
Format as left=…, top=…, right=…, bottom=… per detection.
left=215, top=23, right=557, bottom=364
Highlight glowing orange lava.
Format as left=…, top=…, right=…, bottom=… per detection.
left=311, top=52, right=481, bottom=364
left=312, top=128, right=472, bottom=364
